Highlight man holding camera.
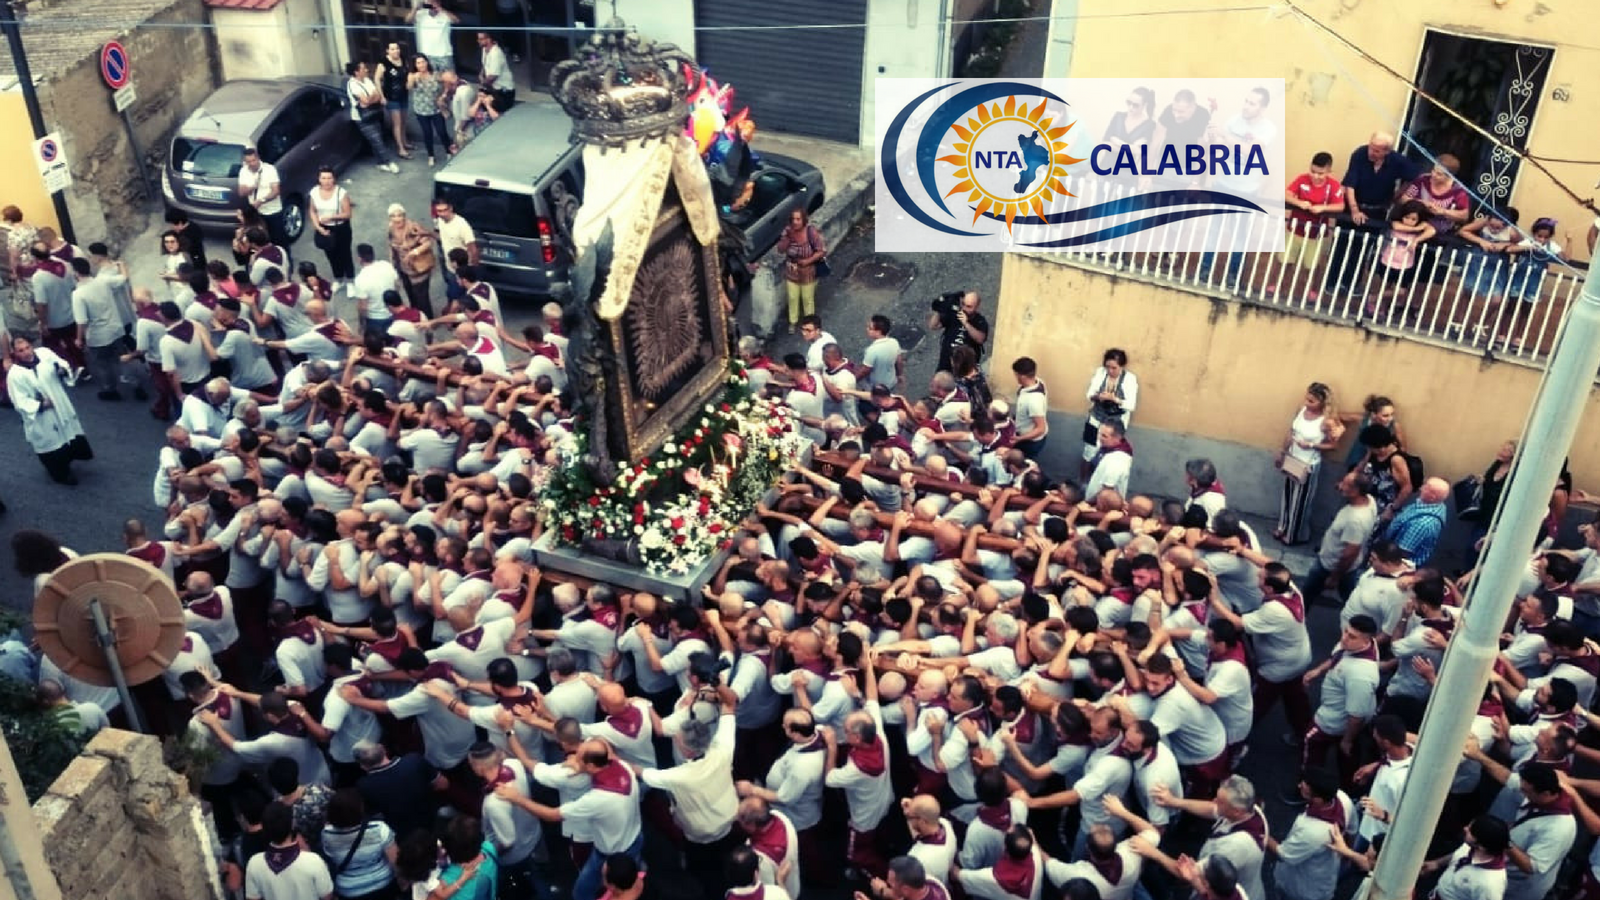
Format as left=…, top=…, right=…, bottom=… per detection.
left=927, top=291, right=988, bottom=374
left=408, top=0, right=459, bottom=74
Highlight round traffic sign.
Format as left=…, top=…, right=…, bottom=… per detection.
left=101, top=41, right=130, bottom=90
left=38, top=139, right=58, bottom=162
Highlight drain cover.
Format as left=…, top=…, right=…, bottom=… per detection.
left=846, top=257, right=915, bottom=291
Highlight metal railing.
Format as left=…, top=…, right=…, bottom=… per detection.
left=1046, top=183, right=1583, bottom=366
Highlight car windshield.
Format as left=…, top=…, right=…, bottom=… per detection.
left=435, top=183, right=539, bottom=239
left=172, top=138, right=245, bottom=178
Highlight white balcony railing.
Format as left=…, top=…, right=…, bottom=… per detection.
left=1043, top=183, right=1582, bottom=366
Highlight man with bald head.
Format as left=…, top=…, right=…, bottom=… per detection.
left=307, top=507, right=370, bottom=624
left=1329, top=131, right=1421, bottom=293
left=770, top=628, right=827, bottom=707
left=903, top=793, right=957, bottom=884
left=257, top=297, right=350, bottom=363
left=737, top=795, right=802, bottom=900
left=580, top=681, right=657, bottom=770
left=124, top=517, right=182, bottom=584
left=616, top=592, right=677, bottom=707
left=1382, top=476, right=1450, bottom=566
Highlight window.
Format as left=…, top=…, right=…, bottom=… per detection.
left=257, top=91, right=330, bottom=164
left=1403, top=32, right=1553, bottom=214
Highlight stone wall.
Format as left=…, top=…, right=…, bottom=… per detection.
left=31, top=730, right=222, bottom=900
left=38, top=0, right=218, bottom=249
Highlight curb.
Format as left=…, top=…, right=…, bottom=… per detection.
left=749, top=165, right=876, bottom=340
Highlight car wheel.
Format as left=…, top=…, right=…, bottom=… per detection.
left=281, top=196, right=306, bottom=242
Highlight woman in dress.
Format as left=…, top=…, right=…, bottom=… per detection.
left=1272, top=381, right=1344, bottom=544
left=375, top=42, right=413, bottom=159
left=308, top=167, right=356, bottom=289
left=1103, top=86, right=1157, bottom=147
left=407, top=55, right=452, bottom=166
left=387, top=203, right=436, bottom=316
left=2, top=205, right=39, bottom=340
left=1082, top=348, right=1138, bottom=474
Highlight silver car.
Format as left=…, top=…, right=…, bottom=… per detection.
left=162, top=77, right=364, bottom=240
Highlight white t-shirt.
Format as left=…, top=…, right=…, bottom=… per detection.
left=244, top=847, right=332, bottom=900
left=435, top=215, right=475, bottom=258
left=71, top=279, right=123, bottom=347
left=238, top=162, right=283, bottom=216
left=347, top=77, right=381, bottom=122
left=414, top=6, right=453, bottom=57
left=352, top=261, right=401, bottom=320
left=1317, top=498, right=1377, bottom=570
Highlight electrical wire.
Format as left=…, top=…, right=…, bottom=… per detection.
left=5, top=5, right=1283, bottom=35
left=1283, top=0, right=1598, bottom=217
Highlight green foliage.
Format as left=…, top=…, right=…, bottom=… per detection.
left=0, top=675, right=86, bottom=803
left=163, top=727, right=219, bottom=796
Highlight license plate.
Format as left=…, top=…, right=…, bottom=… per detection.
left=480, top=247, right=513, bottom=261
left=185, top=185, right=230, bottom=202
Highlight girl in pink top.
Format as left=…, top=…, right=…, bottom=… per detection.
left=1367, top=200, right=1435, bottom=320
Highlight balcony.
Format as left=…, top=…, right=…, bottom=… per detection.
left=1037, top=188, right=1586, bottom=367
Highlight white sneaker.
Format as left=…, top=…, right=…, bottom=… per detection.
left=385, top=162, right=400, bottom=174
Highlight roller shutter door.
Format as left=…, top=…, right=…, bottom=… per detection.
left=692, top=0, right=867, bottom=144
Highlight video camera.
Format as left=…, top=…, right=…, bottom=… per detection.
left=930, top=290, right=966, bottom=316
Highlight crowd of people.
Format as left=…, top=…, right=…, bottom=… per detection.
left=3, top=43, right=1600, bottom=900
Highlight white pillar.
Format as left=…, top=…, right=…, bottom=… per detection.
left=1042, top=0, right=1077, bottom=78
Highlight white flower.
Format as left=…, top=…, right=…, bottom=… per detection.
left=634, top=525, right=644, bottom=535
left=663, top=442, right=677, bottom=454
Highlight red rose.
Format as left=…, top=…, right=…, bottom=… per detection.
left=673, top=534, right=687, bottom=545
left=641, top=457, right=651, bottom=466
left=720, top=403, right=731, bottom=412
left=718, top=539, right=732, bottom=550
left=588, top=496, right=602, bottom=507
left=708, top=523, right=723, bottom=534
left=671, top=517, right=685, bottom=530
left=634, top=502, right=645, bottom=513
left=561, top=525, right=576, bottom=541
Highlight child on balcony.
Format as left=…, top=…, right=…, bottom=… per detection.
left=1495, top=217, right=1567, bottom=353
left=1366, top=200, right=1434, bottom=321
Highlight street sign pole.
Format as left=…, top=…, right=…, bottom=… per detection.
left=118, top=107, right=154, bottom=202
left=1, top=0, right=75, bottom=243
left=100, top=42, right=154, bottom=203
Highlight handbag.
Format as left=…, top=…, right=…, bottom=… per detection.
left=808, top=225, right=830, bottom=278
left=1280, top=455, right=1313, bottom=484
left=312, top=229, right=333, bottom=251
left=1454, top=474, right=1484, bottom=521
left=1081, top=420, right=1098, bottom=444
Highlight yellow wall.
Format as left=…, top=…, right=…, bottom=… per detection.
left=992, top=253, right=1600, bottom=487
left=1068, top=0, right=1600, bottom=260
left=0, top=92, right=60, bottom=235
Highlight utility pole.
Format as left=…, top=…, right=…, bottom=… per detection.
left=0, top=0, right=75, bottom=244
left=1360, top=268, right=1600, bottom=899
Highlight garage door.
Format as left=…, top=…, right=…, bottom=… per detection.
left=692, top=0, right=867, bottom=144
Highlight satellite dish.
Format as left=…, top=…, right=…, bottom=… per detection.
left=33, top=553, right=185, bottom=688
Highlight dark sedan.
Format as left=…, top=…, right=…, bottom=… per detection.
left=732, top=152, right=826, bottom=260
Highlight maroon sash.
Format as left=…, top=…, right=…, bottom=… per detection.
left=590, top=761, right=634, bottom=796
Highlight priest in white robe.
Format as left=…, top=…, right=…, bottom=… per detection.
left=7, top=337, right=92, bottom=484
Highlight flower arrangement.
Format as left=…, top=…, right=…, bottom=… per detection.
left=541, top=362, right=806, bottom=574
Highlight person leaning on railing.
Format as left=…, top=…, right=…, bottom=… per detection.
left=1325, top=133, right=1420, bottom=298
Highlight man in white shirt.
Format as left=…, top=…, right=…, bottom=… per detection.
left=1010, top=357, right=1049, bottom=458
left=798, top=315, right=837, bottom=373
left=1045, top=794, right=1158, bottom=900
left=858, top=314, right=903, bottom=390
left=738, top=708, right=826, bottom=874
left=433, top=199, right=478, bottom=292
left=196, top=688, right=332, bottom=786
left=1085, top=419, right=1133, bottom=499
left=158, top=301, right=213, bottom=395
left=408, top=0, right=459, bottom=72
left=178, top=377, right=250, bottom=438
left=476, top=32, right=515, bottom=110
left=349, top=243, right=403, bottom=338
left=1024, top=707, right=1135, bottom=857
left=266, top=601, right=326, bottom=699
left=468, top=741, right=542, bottom=890
left=237, top=147, right=286, bottom=247
left=493, top=740, right=643, bottom=900
left=1302, top=615, right=1382, bottom=789
left=641, top=688, right=742, bottom=888
left=212, top=300, right=277, bottom=391
left=245, top=804, right=333, bottom=900
left=69, top=257, right=127, bottom=400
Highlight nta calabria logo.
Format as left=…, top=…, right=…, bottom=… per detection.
left=876, top=78, right=1286, bottom=254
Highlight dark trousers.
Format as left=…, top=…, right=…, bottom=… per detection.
left=1326, top=212, right=1388, bottom=293
left=86, top=341, right=123, bottom=392
left=416, top=114, right=452, bottom=158
left=497, top=853, right=540, bottom=900
left=1303, top=724, right=1359, bottom=787
left=357, top=116, right=394, bottom=165
left=263, top=210, right=290, bottom=250
left=847, top=823, right=889, bottom=879
left=147, top=361, right=178, bottom=418
left=38, top=434, right=91, bottom=483
left=1253, top=673, right=1313, bottom=737
left=1013, top=436, right=1046, bottom=460
left=43, top=324, right=85, bottom=371
left=684, top=830, right=744, bottom=900
left=402, top=276, right=435, bottom=318
left=318, top=221, right=356, bottom=280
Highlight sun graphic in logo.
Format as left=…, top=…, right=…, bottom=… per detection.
left=938, top=96, right=1083, bottom=232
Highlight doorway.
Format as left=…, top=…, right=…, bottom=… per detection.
left=1403, top=31, right=1553, bottom=215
